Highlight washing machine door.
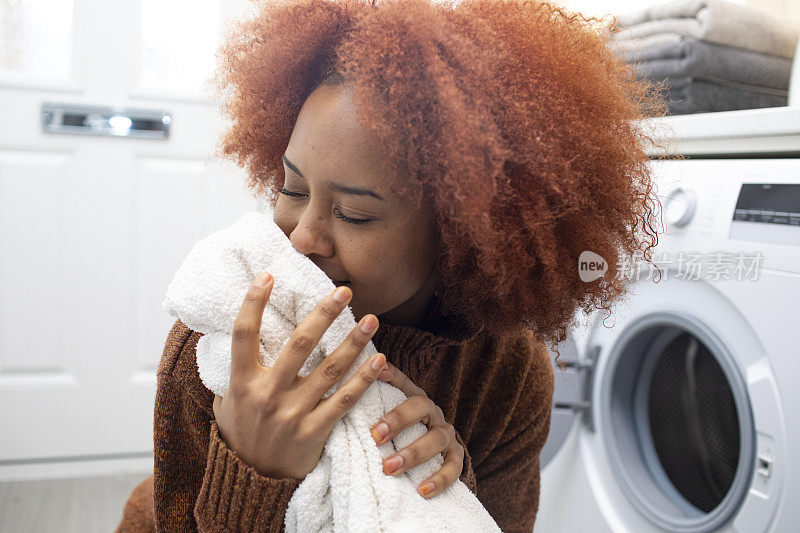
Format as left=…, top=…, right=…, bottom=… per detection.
left=537, top=276, right=786, bottom=533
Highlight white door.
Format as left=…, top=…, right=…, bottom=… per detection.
left=0, top=0, right=256, bottom=473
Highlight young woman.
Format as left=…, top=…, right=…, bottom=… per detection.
left=116, top=0, right=666, bottom=531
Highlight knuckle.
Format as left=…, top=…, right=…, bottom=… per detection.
left=434, top=427, right=450, bottom=449
left=256, top=374, right=278, bottom=397
left=232, top=323, right=255, bottom=343
left=383, top=411, right=400, bottom=430
left=405, top=445, right=421, bottom=464
left=274, top=405, right=301, bottom=428
left=290, top=334, right=313, bottom=353
left=358, top=367, right=374, bottom=387
left=318, top=300, right=341, bottom=321
left=348, top=332, right=368, bottom=350
left=430, top=472, right=446, bottom=489
left=255, top=397, right=279, bottom=418
left=322, top=361, right=344, bottom=382
left=297, top=420, right=320, bottom=441
left=245, top=283, right=267, bottom=302
left=414, top=395, right=431, bottom=410
left=338, top=390, right=357, bottom=411
left=454, top=443, right=465, bottom=461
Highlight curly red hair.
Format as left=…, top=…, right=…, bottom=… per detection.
left=210, top=0, right=671, bottom=356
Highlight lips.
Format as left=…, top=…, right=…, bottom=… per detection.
left=311, top=259, right=349, bottom=287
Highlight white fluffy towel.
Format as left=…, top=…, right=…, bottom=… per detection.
left=162, top=211, right=501, bottom=533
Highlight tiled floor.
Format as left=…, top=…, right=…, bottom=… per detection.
left=0, top=472, right=148, bottom=533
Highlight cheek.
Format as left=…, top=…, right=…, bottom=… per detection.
left=337, top=234, right=387, bottom=284
left=344, top=225, right=436, bottom=301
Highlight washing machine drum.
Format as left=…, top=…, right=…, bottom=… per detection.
left=648, top=332, right=740, bottom=513
left=602, top=320, right=755, bottom=532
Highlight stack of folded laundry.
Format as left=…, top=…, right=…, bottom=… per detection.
left=603, top=0, right=799, bottom=115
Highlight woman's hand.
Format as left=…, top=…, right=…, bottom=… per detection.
left=212, top=272, right=387, bottom=480
left=370, top=362, right=464, bottom=499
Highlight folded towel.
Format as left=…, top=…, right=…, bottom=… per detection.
left=604, top=0, right=799, bottom=59
left=619, top=36, right=793, bottom=91
left=654, top=76, right=788, bottom=114
left=608, top=31, right=685, bottom=56
left=162, top=211, right=501, bottom=532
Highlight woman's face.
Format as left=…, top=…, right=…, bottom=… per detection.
left=273, top=82, right=441, bottom=325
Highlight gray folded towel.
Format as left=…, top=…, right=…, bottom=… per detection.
left=655, top=77, right=788, bottom=114
left=619, top=36, right=793, bottom=91
left=605, top=0, right=799, bottom=59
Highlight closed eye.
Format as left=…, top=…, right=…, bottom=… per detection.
left=278, top=188, right=372, bottom=225
left=278, top=187, right=306, bottom=198
left=333, top=207, right=371, bottom=225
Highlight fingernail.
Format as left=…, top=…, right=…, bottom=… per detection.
left=371, top=353, right=386, bottom=370
left=360, top=315, right=378, bottom=333
left=371, top=422, right=388, bottom=443
left=383, top=454, right=402, bottom=474
left=254, top=272, right=272, bottom=287
left=418, top=481, right=435, bottom=496
left=333, top=286, right=350, bottom=303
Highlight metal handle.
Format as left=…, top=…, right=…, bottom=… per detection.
left=553, top=345, right=600, bottom=432
left=41, top=102, right=171, bottom=139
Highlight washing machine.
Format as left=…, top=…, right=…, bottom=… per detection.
left=536, top=158, right=800, bottom=532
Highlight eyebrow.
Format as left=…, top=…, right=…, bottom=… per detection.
left=282, top=153, right=386, bottom=201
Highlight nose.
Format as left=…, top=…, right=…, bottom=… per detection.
left=289, top=207, right=334, bottom=258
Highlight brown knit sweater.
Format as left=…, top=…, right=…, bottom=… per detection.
left=116, top=305, right=554, bottom=533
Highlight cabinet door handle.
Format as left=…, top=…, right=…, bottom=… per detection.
left=41, top=102, right=171, bottom=139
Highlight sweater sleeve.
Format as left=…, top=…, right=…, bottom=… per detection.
left=193, top=420, right=301, bottom=532
left=470, top=335, right=555, bottom=533
left=153, top=319, right=301, bottom=532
